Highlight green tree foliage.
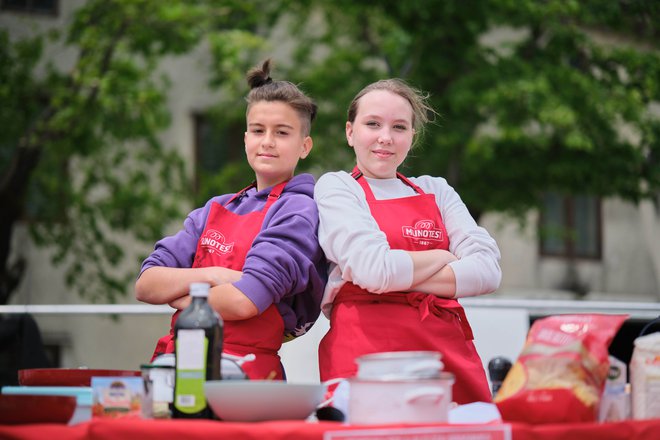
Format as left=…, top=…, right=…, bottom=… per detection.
left=2, top=0, right=659, bottom=304
left=0, top=0, right=271, bottom=304
left=285, top=0, right=660, bottom=220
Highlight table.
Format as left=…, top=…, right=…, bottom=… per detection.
left=1, top=418, right=659, bottom=440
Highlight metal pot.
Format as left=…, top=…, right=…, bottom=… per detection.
left=347, top=373, right=455, bottom=424
left=355, top=350, right=444, bottom=380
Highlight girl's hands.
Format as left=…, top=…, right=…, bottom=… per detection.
left=166, top=267, right=243, bottom=310
left=169, top=295, right=191, bottom=310
left=136, top=266, right=243, bottom=305
left=204, top=266, right=242, bottom=286
left=406, top=249, right=459, bottom=298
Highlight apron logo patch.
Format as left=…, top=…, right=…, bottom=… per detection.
left=199, top=229, right=234, bottom=254
left=402, top=220, right=444, bottom=245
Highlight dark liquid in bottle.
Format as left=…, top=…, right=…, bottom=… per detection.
left=172, top=285, right=223, bottom=419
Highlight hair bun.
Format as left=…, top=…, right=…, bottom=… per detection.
left=244, top=58, right=317, bottom=136
left=247, top=59, right=273, bottom=89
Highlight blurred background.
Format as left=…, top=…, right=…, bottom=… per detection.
left=1, top=0, right=659, bottom=385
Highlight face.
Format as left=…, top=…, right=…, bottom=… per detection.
left=244, top=101, right=312, bottom=190
left=346, top=89, right=415, bottom=179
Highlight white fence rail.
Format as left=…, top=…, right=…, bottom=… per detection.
left=1, top=298, right=658, bottom=319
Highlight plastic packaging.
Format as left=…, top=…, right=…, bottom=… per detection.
left=494, top=313, right=628, bottom=424
left=630, top=331, right=660, bottom=420
left=598, top=356, right=630, bottom=422
left=172, top=282, right=223, bottom=419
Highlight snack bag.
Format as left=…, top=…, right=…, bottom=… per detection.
left=494, top=314, right=628, bottom=424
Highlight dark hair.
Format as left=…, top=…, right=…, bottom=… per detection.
left=347, top=78, right=435, bottom=146
left=245, top=59, right=317, bottom=136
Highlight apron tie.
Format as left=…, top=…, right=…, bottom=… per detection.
left=405, top=293, right=474, bottom=340
left=336, top=286, right=474, bottom=341
left=406, top=293, right=433, bottom=322
left=319, top=170, right=491, bottom=403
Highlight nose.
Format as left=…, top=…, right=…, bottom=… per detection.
left=377, top=128, right=392, bottom=145
left=261, top=131, right=275, bottom=148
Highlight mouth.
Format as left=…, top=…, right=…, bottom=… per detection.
left=257, top=153, right=277, bottom=158
left=372, top=149, right=394, bottom=159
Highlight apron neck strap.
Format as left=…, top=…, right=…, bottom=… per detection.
left=395, top=172, right=426, bottom=194
left=225, top=180, right=289, bottom=208
left=351, top=166, right=426, bottom=199
left=263, top=180, right=288, bottom=210
left=226, top=181, right=257, bottom=206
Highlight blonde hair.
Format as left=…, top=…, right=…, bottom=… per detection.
left=245, top=59, right=317, bottom=136
left=347, top=78, right=435, bottom=145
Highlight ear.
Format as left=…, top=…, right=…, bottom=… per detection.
left=244, top=132, right=248, bottom=152
left=345, top=121, right=354, bottom=147
left=300, top=136, right=313, bottom=159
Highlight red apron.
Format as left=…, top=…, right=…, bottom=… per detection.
left=151, top=181, right=288, bottom=380
left=318, top=169, right=491, bottom=403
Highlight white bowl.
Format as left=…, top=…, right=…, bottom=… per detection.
left=204, top=380, right=324, bottom=422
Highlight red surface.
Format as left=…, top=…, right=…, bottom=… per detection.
left=18, top=368, right=141, bottom=387
left=0, top=394, right=77, bottom=425
left=1, top=418, right=660, bottom=440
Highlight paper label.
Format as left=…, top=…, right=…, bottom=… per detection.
left=174, top=329, right=208, bottom=414
left=324, top=424, right=511, bottom=440
left=91, top=376, right=144, bottom=419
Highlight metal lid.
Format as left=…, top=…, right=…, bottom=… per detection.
left=355, top=351, right=442, bottom=362
left=349, top=371, right=455, bottom=384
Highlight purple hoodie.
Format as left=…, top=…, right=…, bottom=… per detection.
left=140, top=173, right=327, bottom=338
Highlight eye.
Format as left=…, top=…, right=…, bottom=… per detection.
left=393, top=124, right=408, bottom=131
left=277, top=129, right=290, bottom=136
left=250, top=127, right=264, bottom=134
left=366, top=121, right=380, bottom=128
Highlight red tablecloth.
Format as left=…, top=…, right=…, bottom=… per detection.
left=0, top=418, right=659, bottom=440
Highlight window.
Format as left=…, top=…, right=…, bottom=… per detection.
left=539, top=193, right=602, bottom=259
left=1, top=0, right=58, bottom=15
left=192, top=112, right=247, bottom=200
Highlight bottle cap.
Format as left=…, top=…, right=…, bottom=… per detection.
left=189, top=282, right=210, bottom=297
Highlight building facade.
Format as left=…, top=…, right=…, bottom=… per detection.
left=2, top=1, right=658, bottom=379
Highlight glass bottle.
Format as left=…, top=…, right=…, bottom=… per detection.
left=172, top=282, right=223, bottom=419
left=488, top=356, right=512, bottom=397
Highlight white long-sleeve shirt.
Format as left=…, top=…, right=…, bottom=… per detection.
left=314, top=171, right=502, bottom=316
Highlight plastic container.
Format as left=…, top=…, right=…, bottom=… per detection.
left=141, top=363, right=175, bottom=419
left=172, top=282, right=223, bottom=419
left=630, top=331, right=660, bottom=420
left=599, top=356, right=631, bottom=422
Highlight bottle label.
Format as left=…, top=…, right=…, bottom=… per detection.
left=174, top=329, right=208, bottom=414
